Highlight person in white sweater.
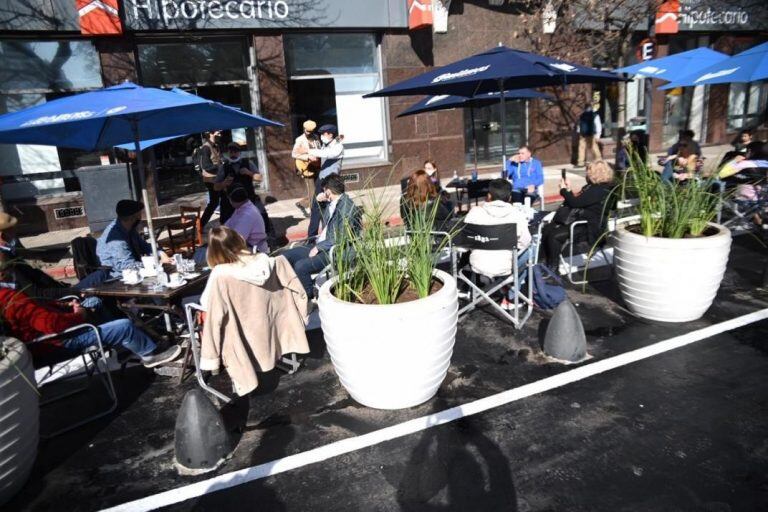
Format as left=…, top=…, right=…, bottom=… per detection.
left=463, top=179, right=532, bottom=277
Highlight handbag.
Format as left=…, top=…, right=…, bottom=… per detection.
left=553, top=205, right=582, bottom=225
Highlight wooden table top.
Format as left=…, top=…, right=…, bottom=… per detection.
left=81, top=270, right=209, bottom=300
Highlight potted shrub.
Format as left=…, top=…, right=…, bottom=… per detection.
left=317, top=193, right=459, bottom=409
left=0, top=333, right=39, bottom=506
left=612, top=151, right=731, bottom=323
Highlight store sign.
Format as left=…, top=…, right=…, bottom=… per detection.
left=408, top=0, right=432, bottom=31
left=124, top=0, right=408, bottom=30
left=656, top=0, right=768, bottom=32
left=76, top=0, right=123, bottom=35
left=637, top=39, right=656, bottom=61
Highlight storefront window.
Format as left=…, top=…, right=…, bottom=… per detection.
left=138, top=41, right=248, bottom=87
left=285, top=34, right=387, bottom=164
left=727, top=82, right=767, bottom=131
left=0, top=40, right=103, bottom=200
left=464, top=100, right=526, bottom=167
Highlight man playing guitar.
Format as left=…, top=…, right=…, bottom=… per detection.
left=292, top=120, right=320, bottom=217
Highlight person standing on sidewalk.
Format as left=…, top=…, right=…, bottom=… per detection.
left=306, top=124, right=344, bottom=239
left=197, top=130, right=224, bottom=229
left=292, top=120, right=320, bottom=218
left=576, top=105, right=602, bottom=167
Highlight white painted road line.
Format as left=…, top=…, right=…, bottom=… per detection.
left=102, top=308, right=768, bottom=512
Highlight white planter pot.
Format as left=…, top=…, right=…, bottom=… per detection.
left=613, top=222, right=732, bottom=323
left=0, top=337, right=39, bottom=506
left=318, top=269, right=458, bottom=409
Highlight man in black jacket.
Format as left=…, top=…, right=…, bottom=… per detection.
left=281, top=174, right=361, bottom=298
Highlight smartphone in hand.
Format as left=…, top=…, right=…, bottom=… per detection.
left=561, top=168, right=567, bottom=180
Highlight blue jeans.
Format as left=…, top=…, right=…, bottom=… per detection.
left=60, top=318, right=156, bottom=357
left=661, top=161, right=674, bottom=182
left=281, top=245, right=329, bottom=298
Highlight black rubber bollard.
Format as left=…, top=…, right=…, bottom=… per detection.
left=543, top=300, right=588, bottom=363
left=174, top=389, right=232, bottom=475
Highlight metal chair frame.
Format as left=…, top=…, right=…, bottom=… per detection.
left=31, top=323, right=118, bottom=438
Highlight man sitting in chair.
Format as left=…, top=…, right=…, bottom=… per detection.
left=0, top=286, right=181, bottom=367
left=506, top=145, right=544, bottom=204
left=224, top=186, right=269, bottom=253
left=281, top=174, right=360, bottom=299
left=463, top=179, right=532, bottom=311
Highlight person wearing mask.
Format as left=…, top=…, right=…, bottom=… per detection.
left=224, top=186, right=269, bottom=254
left=423, top=160, right=444, bottom=192
left=542, top=160, right=614, bottom=270
left=292, top=120, right=320, bottom=217
left=305, top=124, right=344, bottom=239
left=281, top=174, right=360, bottom=299
left=197, top=130, right=224, bottom=229
left=400, top=170, right=454, bottom=231
left=216, top=142, right=267, bottom=226
left=506, top=145, right=544, bottom=203
left=96, top=199, right=171, bottom=278
left=0, top=286, right=181, bottom=367
left=576, top=104, right=602, bottom=167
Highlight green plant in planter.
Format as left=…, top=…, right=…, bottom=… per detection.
left=332, top=182, right=457, bottom=304
left=619, top=148, right=722, bottom=238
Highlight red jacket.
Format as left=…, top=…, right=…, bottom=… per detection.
left=0, top=288, right=84, bottom=352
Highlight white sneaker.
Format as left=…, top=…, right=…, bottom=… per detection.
left=141, top=345, right=182, bottom=368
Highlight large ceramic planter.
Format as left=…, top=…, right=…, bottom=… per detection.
left=0, top=337, right=39, bottom=506
left=613, top=222, right=732, bottom=323
left=318, top=269, right=458, bottom=409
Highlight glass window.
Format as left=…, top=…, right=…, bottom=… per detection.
left=284, top=34, right=377, bottom=76
left=0, top=40, right=103, bottom=200
left=138, top=41, right=248, bottom=87
left=0, top=40, right=103, bottom=93
left=728, top=82, right=767, bottom=131
left=285, top=34, right=386, bottom=164
left=464, top=101, right=526, bottom=167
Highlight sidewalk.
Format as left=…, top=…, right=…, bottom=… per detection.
left=20, top=143, right=733, bottom=280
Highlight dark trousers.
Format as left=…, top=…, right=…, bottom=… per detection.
left=281, top=245, right=329, bottom=298
left=200, top=182, right=221, bottom=228
left=511, top=189, right=539, bottom=204
left=542, top=222, right=572, bottom=268
left=307, top=178, right=323, bottom=239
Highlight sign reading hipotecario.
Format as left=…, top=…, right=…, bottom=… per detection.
left=124, top=0, right=408, bottom=29
left=677, top=0, right=768, bottom=31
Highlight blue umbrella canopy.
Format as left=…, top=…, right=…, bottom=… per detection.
left=660, top=41, right=768, bottom=90
left=0, top=82, right=281, bottom=262
left=614, top=47, right=729, bottom=83
left=365, top=46, right=621, bottom=98
left=0, top=82, right=281, bottom=149
left=397, top=89, right=555, bottom=117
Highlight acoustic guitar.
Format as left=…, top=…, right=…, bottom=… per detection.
left=295, top=136, right=321, bottom=179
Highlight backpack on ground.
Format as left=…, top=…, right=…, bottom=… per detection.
left=532, top=264, right=567, bottom=310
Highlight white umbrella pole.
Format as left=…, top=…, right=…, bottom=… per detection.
left=131, top=120, right=161, bottom=267
left=470, top=106, right=479, bottom=171
left=498, top=79, right=507, bottom=178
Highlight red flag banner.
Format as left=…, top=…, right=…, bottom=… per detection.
left=655, top=0, right=680, bottom=34
left=77, top=0, right=123, bottom=35
left=408, top=0, right=433, bottom=31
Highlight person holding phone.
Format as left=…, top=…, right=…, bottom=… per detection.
left=505, top=145, right=544, bottom=204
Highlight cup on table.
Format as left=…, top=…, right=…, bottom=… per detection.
left=524, top=196, right=532, bottom=208
left=169, top=272, right=183, bottom=287
left=122, top=269, right=140, bottom=284
left=173, top=253, right=184, bottom=267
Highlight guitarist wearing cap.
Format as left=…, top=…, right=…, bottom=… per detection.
left=292, top=120, right=320, bottom=217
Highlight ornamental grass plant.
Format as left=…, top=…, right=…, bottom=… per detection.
left=619, top=148, right=722, bottom=238
left=331, top=179, right=457, bottom=305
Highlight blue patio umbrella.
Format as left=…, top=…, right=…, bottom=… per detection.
left=397, top=89, right=556, bottom=170
left=660, top=41, right=768, bottom=90
left=0, top=82, right=281, bottom=262
left=614, top=47, right=729, bottom=83
left=365, top=46, right=621, bottom=171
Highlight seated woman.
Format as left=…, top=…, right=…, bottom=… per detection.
left=542, top=160, right=614, bottom=270
left=660, top=142, right=698, bottom=182
left=718, top=141, right=768, bottom=225
left=400, top=170, right=454, bottom=231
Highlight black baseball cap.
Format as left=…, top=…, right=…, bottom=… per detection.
left=116, top=199, right=144, bottom=218
left=318, top=124, right=338, bottom=137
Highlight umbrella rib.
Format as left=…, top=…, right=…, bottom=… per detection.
left=94, top=115, right=113, bottom=149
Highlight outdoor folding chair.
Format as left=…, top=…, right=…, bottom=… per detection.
left=183, top=302, right=303, bottom=405
left=455, top=223, right=534, bottom=329
left=273, top=235, right=338, bottom=296
left=715, top=178, right=768, bottom=233
left=71, top=236, right=111, bottom=281
left=31, top=321, right=118, bottom=438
